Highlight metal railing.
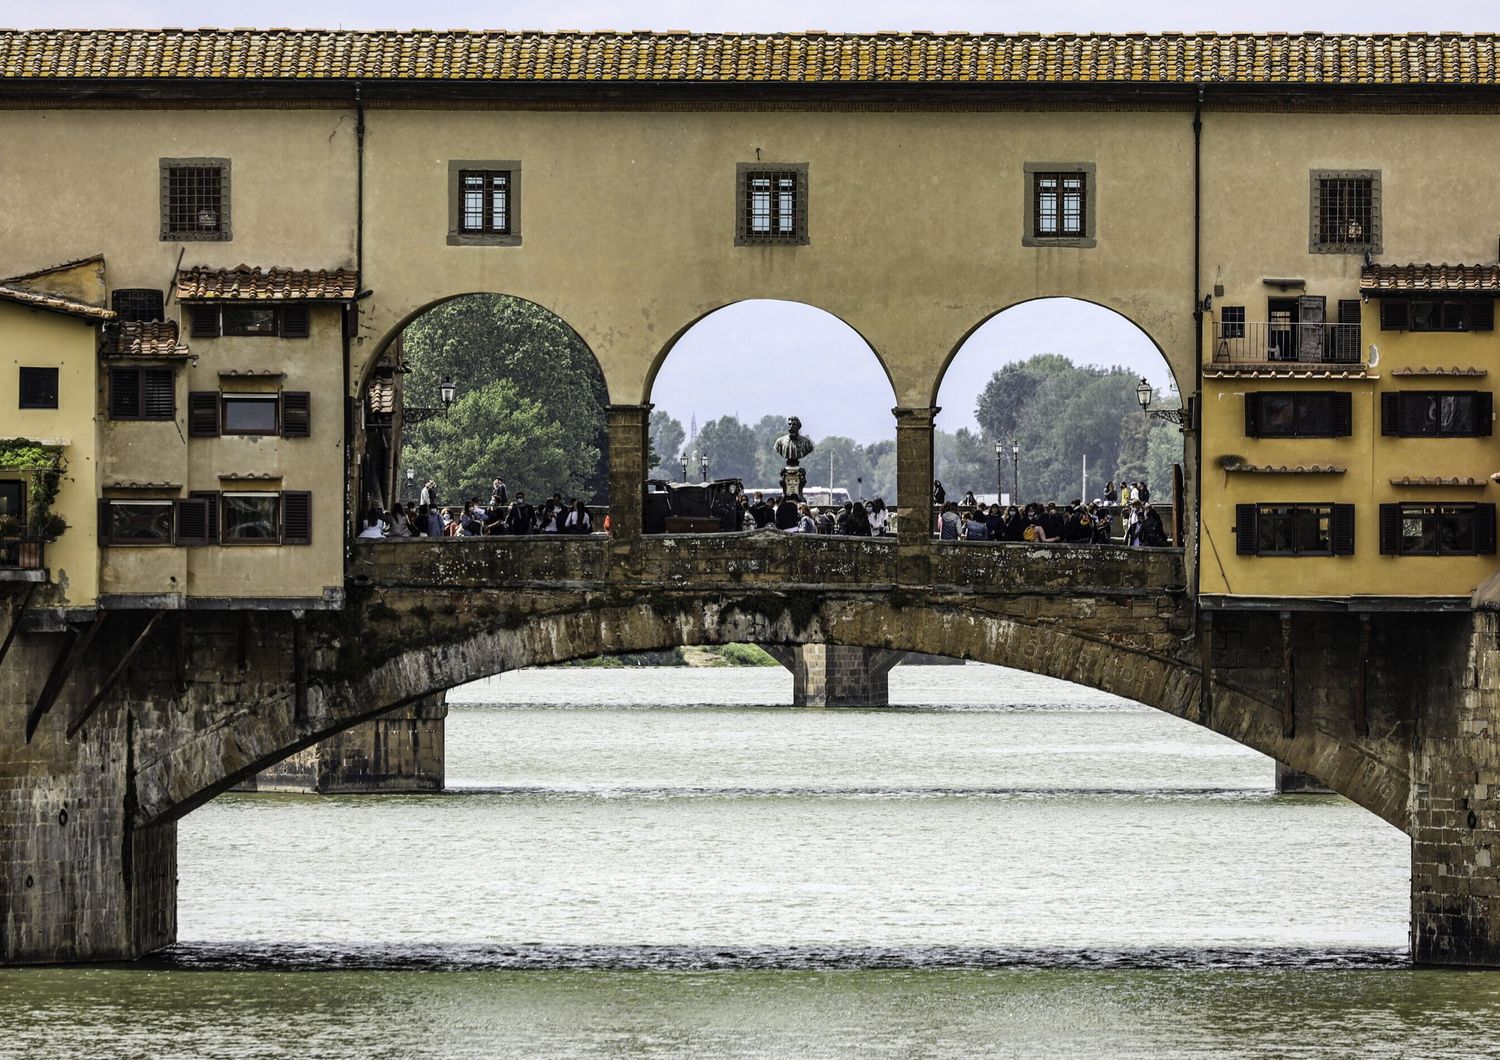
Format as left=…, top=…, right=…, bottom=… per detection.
left=1212, top=322, right=1363, bottom=365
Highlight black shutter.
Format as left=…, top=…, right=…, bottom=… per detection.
left=1235, top=504, right=1258, bottom=555
left=143, top=368, right=175, bottom=419
left=97, top=499, right=111, bottom=546
left=190, top=490, right=220, bottom=543
left=1331, top=504, right=1356, bottom=555
left=1379, top=503, right=1403, bottom=555
left=281, top=491, right=312, bottom=545
left=1244, top=393, right=1261, bottom=437
left=1477, top=392, right=1494, bottom=437
left=1380, top=299, right=1410, bottom=331
left=1331, top=392, right=1353, bottom=437
left=1380, top=392, right=1400, bottom=436
left=1469, top=299, right=1495, bottom=332
left=109, top=367, right=141, bottom=419
left=174, top=498, right=209, bottom=546
left=188, top=391, right=220, bottom=437
left=188, top=306, right=219, bottom=339
left=279, top=304, right=310, bottom=339
left=281, top=392, right=311, bottom=437
left=1476, top=505, right=1497, bottom=556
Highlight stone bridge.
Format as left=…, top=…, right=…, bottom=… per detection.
left=4, top=532, right=1497, bottom=965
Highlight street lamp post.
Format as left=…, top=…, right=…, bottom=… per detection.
left=1136, top=376, right=1190, bottom=426
left=680, top=455, right=688, bottom=483
left=1011, top=440, right=1020, bottom=501
left=700, top=453, right=709, bottom=483
left=993, top=441, right=1003, bottom=501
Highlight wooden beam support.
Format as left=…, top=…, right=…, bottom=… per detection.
left=0, top=581, right=39, bottom=671
left=67, top=612, right=163, bottom=739
left=25, top=614, right=107, bottom=743
left=1355, top=613, right=1372, bottom=739
left=1279, top=610, right=1296, bottom=739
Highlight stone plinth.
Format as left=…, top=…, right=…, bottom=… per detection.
left=766, top=644, right=904, bottom=707
left=1274, top=763, right=1335, bottom=794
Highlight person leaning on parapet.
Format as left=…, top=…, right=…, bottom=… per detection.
left=506, top=492, right=535, bottom=534
left=775, top=493, right=800, bottom=530
left=938, top=501, right=960, bottom=540
left=962, top=506, right=988, bottom=540
left=419, top=479, right=439, bottom=508
left=490, top=477, right=508, bottom=507
left=564, top=499, right=593, bottom=534
left=932, top=479, right=946, bottom=505
left=749, top=491, right=775, bottom=528
left=792, top=504, right=818, bottom=534
left=387, top=502, right=415, bottom=538
left=357, top=505, right=385, bottom=539
left=867, top=497, right=889, bottom=536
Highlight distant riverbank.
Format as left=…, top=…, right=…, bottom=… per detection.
left=565, top=645, right=778, bottom=668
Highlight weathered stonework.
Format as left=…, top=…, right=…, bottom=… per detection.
left=765, top=645, right=904, bottom=707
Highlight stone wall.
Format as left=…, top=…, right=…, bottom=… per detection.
left=238, top=695, right=446, bottom=794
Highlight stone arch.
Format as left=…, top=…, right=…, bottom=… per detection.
left=137, top=589, right=1408, bottom=835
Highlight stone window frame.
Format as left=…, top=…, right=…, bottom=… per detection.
left=159, top=157, right=232, bottom=242
left=447, top=160, right=522, bottom=247
left=1309, top=169, right=1382, bottom=255
left=1022, top=162, right=1097, bottom=249
left=735, top=162, right=810, bottom=247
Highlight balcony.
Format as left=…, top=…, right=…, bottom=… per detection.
left=0, top=535, right=46, bottom=579
left=1212, top=322, right=1363, bottom=365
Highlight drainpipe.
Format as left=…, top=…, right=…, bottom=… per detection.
left=343, top=82, right=366, bottom=573
left=1191, top=84, right=1204, bottom=602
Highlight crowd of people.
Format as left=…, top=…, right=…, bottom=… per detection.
left=357, top=477, right=600, bottom=538
left=931, top=478, right=1169, bottom=547
left=738, top=492, right=892, bottom=536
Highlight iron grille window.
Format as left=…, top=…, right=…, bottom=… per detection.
left=1381, top=391, right=1493, bottom=437
left=1244, top=391, right=1352, bottom=438
left=1235, top=503, right=1355, bottom=556
left=1310, top=171, right=1379, bottom=253
left=110, top=288, right=165, bottom=322
left=1034, top=172, right=1087, bottom=238
left=1380, top=503, right=1496, bottom=556
left=108, top=367, right=175, bottom=420
left=458, top=171, right=510, bottom=235
left=1220, top=306, right=1246, bottom=339
left=18, top=367, right=58, bottom=409
left=160, top=159, right=230, bottom=241
left=736, top=164, right=808, bottom=246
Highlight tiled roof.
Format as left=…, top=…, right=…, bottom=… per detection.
left=0, top=284, right=114, bottom=320
left=102, top=319, right=185, bottom=357
left=367, top=375, right=396, bottom=414
left=103, top=480, right=182, bottom=490
left=218, top=472, right=282, bottom=482
left=4, top=31, right=1500, bottom=86
left=1389, top=476, right=1489, bottom=487
left=1204, top=365, right=1374, bottom=380
left=1361, top=264, right=1500, bottom=293
left=1226, top=463, right=1346, bottom=474
left=1390, top=366, right=1488, bottom=376
left=176, top=265, right=358, bottom=301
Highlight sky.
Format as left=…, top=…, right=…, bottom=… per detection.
left=20, top=0, right=1490, bottom=442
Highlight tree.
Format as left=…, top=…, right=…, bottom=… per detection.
left=402, top=294, right=609, bottom=499
left=649, top=410, right=685, bottom=479
left=401, top=379, right=584, bottom=502
left=694, top=415, right=759, bottom=483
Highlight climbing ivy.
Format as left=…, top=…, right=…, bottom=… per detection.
left=0, top=438, right=68, bottom=534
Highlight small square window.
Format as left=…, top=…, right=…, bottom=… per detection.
left=1023, top=163, right=1096, bottom=248
left=1220, top=306, right=1246, bottom=339
left=160, top=158, right=231, bottom=241
left=735, top=163, right=809, bottom=246
left=18, top=367, right=58, bottom=409
left=448, top=161, right=522, bottom=246
left=1310, top=170, right=1380, bottom=254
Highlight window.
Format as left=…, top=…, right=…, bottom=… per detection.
left=1235, top=503, right=1355, bottom=556
left=160, top=158, right=230, bottom=241
left=109, top=367, right=175, bottom=420
left=222, top=493, right=281, bottom=543
left=111, top=289, right=165, bottom=322
left=102, top=501, right=174, bottom=545
left=1310, top=170, right=1379, bottom=253
left=1245, top=392, right=1352, bottom=438
left=1220, top=306, right=1245, bottom=339
left=18, top=368, right=58, bottom=409
left=735, top=163, right=809, bottom=246
left=1379, top=298, right=1495, bottom=333
left=447, top=160, right=522, bottom=246
left=1023, top=163, right=1096, bottom=247
left=188, top=305, right=310, bottom=339
left=220, top=395, right=279, bottom=435
left=1381, top=503, right=1496, bottom=556
left=1381, top=391, right=1493, bottom=437
left=188, top=391, right=311, bottom=438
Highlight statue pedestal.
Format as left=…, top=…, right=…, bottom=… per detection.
left=780, top=466, right=807, bottom=499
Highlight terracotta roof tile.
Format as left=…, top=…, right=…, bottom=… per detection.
left=101, top=319, right=185, bottom=357
left=1204, top=365, right=1375, bottom=380
left=0, top=284, right=114, bottom=320
left=1227, top=462, right=1346, bottom=474
left=1361, top=264, right=1500, bottom=293
left=103, top=480, right=182, bottom=490
left=4, top=30, right=1500, bottom=86
left=1389, top=476, right=1488, bottom=487
left=176, top=265, right=358, bottom=301
left=1390, top=366, right=1488, bottom=376
left=366, top=375, right=396, bottom=414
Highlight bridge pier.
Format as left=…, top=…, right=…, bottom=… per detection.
left=765, top=645, right=904, bottom=707
left=1274, top=764, right=1335, bottom=794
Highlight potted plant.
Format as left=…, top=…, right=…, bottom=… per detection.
left=40, top=513, right=68, bottom=541
left=0, top=514, right=20, bottom=538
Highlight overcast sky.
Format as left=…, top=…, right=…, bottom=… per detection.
left=23, top=1, right=1489, bottom=441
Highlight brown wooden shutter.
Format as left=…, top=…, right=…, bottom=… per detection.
left=1244, top=393, right=1261, bottom=437
left=188, top=392, right=220, bottom=437
left=1469, top=299, right=1495, bottom=332
left=1380, top=392, right=1400, bottom=436
left=189, top=490, right=220, bottom=543
left=1235, top=504, right=1258, bottom=555
left=1330, top=392, right=1353, bottom=437
left=174, top=498, right=209, bottom=546
left=109, top=367, right=141, bottom=419
left=1379, top=299, right=1410, bottom=331
left=280, top=392, right=311, bottom=437
left=1379, top=503, right=1403, bottom=555
left=1477, top=392, right=1494, bottom=437
left=1476, top=505, right=1497, bottom=555
left=279, top=304, right=310, bottom=339
left=1331, top=504, right=1356, bottom=555
left=143, top=368, right=175, bottom=420
left=281, top=491, right=312, bottom=545
left=188, top=306, right=219, bottom=339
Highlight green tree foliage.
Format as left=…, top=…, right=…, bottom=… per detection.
left=401, top=294, right=609, bottom=499
left=694, top=415, right=760, bottom=482
left=402, top=380, right=583, bottom=503
left=648, top=410, right=685, bottom=479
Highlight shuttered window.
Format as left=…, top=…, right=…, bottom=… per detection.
left=188, top=391, right=220, bottom=436
left=1235, top=503, right=1354, bottom=556
left=109, top=367, right=175, bottom=421
left=1380, top=503, right=1496, bottom=556
left=1379, top=297, right=1496, bottom=332
left=189, top=490, right=220, bottom=543
left=281, top=392, right=311, bottom=437
left=1244, top=392, right=1352, bottom=438
left=174, top=498, right=211, bottom=546
left=184, top=304, right=312, bottom=339
left=281, top=491, right=313, bottom=545
left=100, top=500, right=174, bottom=545
left=222, top=493, right=281, bottom=543
left=1380, top=391, right=1493, bottom=437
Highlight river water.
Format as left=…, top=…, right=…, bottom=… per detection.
left=5, top=663, right=1500, bottom=1058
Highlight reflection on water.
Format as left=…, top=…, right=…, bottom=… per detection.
left=2, top=664, right=1468, bottom=1059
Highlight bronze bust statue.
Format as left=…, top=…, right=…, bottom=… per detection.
left=773, top=416, right=816, bottom=467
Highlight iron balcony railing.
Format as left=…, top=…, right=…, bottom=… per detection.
left=0, top=535, right=45, bottom=571
left=1212, top=322, right=1363, bottom=365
